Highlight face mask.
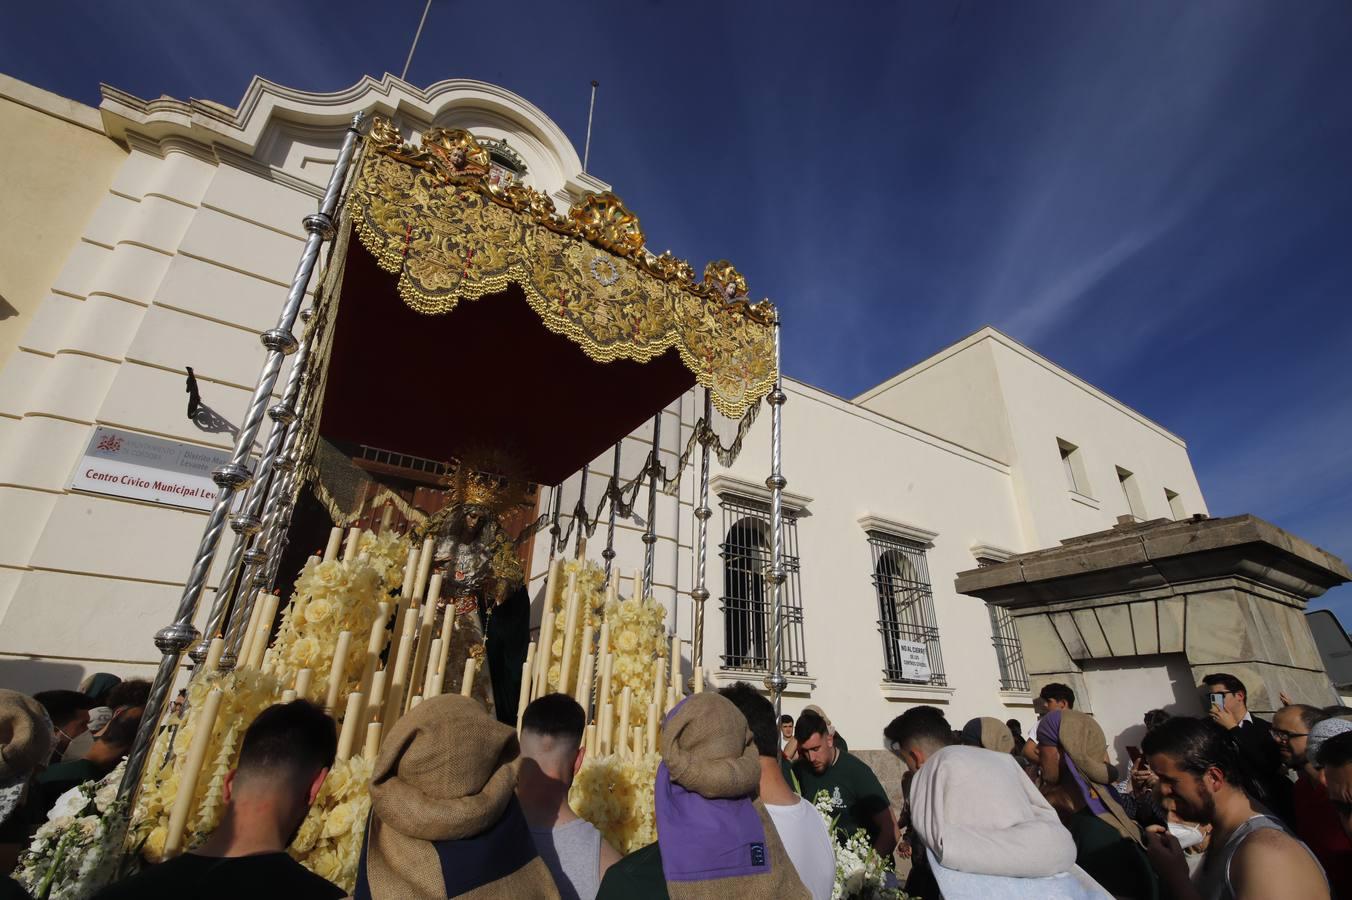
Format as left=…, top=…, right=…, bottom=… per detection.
left=1168, top=821, right=1204, bottom=851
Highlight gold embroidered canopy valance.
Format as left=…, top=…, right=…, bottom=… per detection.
left=347, top=116, right=777, bottom=418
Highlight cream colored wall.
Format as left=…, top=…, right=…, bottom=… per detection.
left=0, top=77, right=126, bottom=372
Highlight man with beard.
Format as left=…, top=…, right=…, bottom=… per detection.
left=95, top=701, right=343, bottom=899
left=1273, top=704, right=1352, bottom=896
left=1142, top=717, right=1327, bottom=900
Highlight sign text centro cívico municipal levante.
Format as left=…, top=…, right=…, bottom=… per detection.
left=71, top=426, right=232, bottom=512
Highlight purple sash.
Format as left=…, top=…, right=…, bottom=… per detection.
left=655, top=761, right=770, bottom=881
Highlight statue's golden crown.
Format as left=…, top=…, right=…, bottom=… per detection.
left=448, top=464, right=528, bottom=515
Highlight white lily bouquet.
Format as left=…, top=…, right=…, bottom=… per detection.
left=811, top=790, right=909, bottom=900
left=13, top=762, right=131, bottom=900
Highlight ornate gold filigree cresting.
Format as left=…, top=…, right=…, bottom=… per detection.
left=348, top=116, right=778, bottom=418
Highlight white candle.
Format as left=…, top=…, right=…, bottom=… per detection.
left=693, top=666, right=704, bottom=694
left=363, top=721, right=382, bottom=760
left=324, top=631, right=352, bottom=712
left=383, top=614, right=417, bottom=725
left=669, top=634, right=680, bottom=693
left=647, top=702, right=659, bottom=754
left=585, top=723, right=597, bottom=757
left=367, top=670, right=387, bottom=723
left=558, top=575, right=581, bottom=697
left=520, top=642, right=537, bottom=708
left=235, top=589, right=264, bottom=673
left=599, top=653, right=614, bottom=716
left=535, top=607, right=556, bottom=696
left=633, top=726, right=643, bottom=760
left=601, top=702, right=614, bottom=755
left=653, top=658, right=667, bottom=724
left=517, top=657, right=533, bottom=734
left=360, top=602, right=391, bottom=697
left=293, top=668, right=313, bottom=701
left=406, top=597, right=439, bottom=713
left=322, top=527, right=343, bottom=563
left=421, top=638, right=443, bottom=698
left=400, top=545, right=421, bottom=599
left=575, top=641, right=595, bottom=717
left=246, top=593, right=280, bottom=671
left=618, top=687, right=632, bottom=757
left=336, top=691, right=364, bottom=761
left=460, top=657, right=477, bottom=698
left=379, top=503, right=394, bottom=533
left=413, top=537, right=435, bottom=601
left=343, top=526, right=361, bottom=562
left=203, top=637, right=225, bottom=673
left=164, top=687, right=224, bottom=857
left=543, top=558, right=563, bottom=611
left=408, top=694, right=422, bottom=710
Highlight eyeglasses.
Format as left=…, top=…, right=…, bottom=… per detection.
left=1272, top=730, right=1309, bottom=743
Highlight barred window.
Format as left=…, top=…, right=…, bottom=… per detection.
left=869, top=533, right=945, bottom=686
left=977, top=557, right=1030, bottom=692
left=718, top=495, right=808, bottom=676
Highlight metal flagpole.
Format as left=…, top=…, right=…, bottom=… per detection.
left=400, top=0, right=434, bottom=81
left=190, top=306, right=313, bottom=670
left=583, top=81, right=599, bottom=172
left=762, top=314, right=788, bottom=716
left=690, top=390, right=713, bottom=674
left=117, top=113, right=366, bottom=806
left=641, top=411, right=662, bottom=600
left=602, top=442, right=622, bottom=584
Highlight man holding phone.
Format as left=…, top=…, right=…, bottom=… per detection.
left=1200, top=673, right=1292, bottom=824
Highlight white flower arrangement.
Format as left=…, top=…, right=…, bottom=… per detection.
left=569, top=751, right=660, bottom=855
left=811, top=790, right=908, bottom=900
left=13, top=762, right=131, bottom=900
left=289, top=754, right=374, bottom=892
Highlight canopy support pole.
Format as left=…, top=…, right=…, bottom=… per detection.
left=762, top=316, right=788, bottom=716
left=117, top=114, right=366, bottom=809
left=690, top=390, right=713, bottom=675
left=641, top=411, right=662, bottom=600
left=193, top=306, right=313, bottom=671
left=602, top=442, right=622, bottom=585
left=573, top=465, right=590, bottom=559
left=547, top=484, right=562, bottom=560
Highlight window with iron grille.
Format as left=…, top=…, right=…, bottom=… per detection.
left=869, top=532, right=946, bottom=686
left=977, top=557, right=1030, bottom=692
left=718, top=495, right=808, bottom=676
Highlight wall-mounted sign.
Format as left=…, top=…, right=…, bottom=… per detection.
left=896, top=639, right=933, bottom=682
left=71, top=426, right=232, bottom=512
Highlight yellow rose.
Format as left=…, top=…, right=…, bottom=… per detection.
left=143, top=825, right=169, bottom=862
left=304, top=598, right=333, bottom=624
left=323, top=801, right=357, bottom=838
left=292, top=812, right=322, bottom=852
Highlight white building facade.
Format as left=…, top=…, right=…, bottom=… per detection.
left=0, top=73, right=1208, bottom=748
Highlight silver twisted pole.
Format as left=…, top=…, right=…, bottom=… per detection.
left=761, top=315, right=788, bottom=716
left=602, top=442, right=622, bottom=584
left=691, top=389, right=713, bottom=673
left=220, top=399, right=304, bottom=667
left=573, top=465, right=590, bottom=559
left=641, top=411, right=662, bottom=601
left=190, top=307, right=313, bottom=670
left=116, top=113, right=366, bottom=806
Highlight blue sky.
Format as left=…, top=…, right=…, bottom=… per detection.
left=6, top=2, right=1351, bottom=621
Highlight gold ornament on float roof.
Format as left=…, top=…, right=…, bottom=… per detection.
left=347, top=116, right=778, bottom=418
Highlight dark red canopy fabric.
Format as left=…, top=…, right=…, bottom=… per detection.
left=318, top=242, right=694, bottom=485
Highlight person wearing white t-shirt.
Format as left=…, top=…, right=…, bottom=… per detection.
left=720, top=682, right=836, bottom=900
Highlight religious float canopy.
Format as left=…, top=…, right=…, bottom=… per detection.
left=324, top=117, right=779, bottom=486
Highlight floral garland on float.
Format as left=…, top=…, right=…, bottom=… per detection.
left=525, top=559, right=683, bottom=855
left=13, top=763, right=130, bottom=900
left=811, top=790, right=909, bottom=900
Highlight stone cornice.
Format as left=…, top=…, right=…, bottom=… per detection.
left=857, top=514, right=938, bottom=547
left=98, top=73, right=602, bottom=197
left=708, top=473, right=812, bottom=512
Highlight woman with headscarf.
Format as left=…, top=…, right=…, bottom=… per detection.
left=1037, top=709, right=1159, bottom=899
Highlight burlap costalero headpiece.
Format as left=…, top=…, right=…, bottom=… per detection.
left=656, top=694, right=809, bottom=900
left=355, top=694, right=559, bottom=899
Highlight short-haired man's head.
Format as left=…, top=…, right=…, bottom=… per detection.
left=521, top=693, right=586, bottom=753
left=235, top=700, right=336, bottom=792
left=883, top=706, right=952, bottom=773
left=793, top=710, right=829, bottom=745
left=34, top=690, right=95, bottom=730
left=1201, top=673, right=1246, bottom=700
left=95, top=707, right=143, bottom=751
left=718, top=682, right=779, bottom=759
left=1143, top=708, right=1172, bottom=732
left=1142, top=717, right=1246, bottom=823
left=104, top=679, right=151, bottom=711
left=1039, top=683, right=1075, bottom=710
left=1318, top=732, right=1352, bottom=842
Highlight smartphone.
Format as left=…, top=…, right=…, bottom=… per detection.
left=1127, top=745, right=1142, bottom=765
left=1209, top=692, right=1226, bottom=711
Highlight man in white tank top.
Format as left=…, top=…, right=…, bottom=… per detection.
left=719, top=682, right=837, bottom=900
left=1143, top=716, right=1328, bottom=900
left=518, top=694, right=621, bottom=900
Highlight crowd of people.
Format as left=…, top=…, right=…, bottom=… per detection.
left=4, top=669, right=1352, bottom=898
